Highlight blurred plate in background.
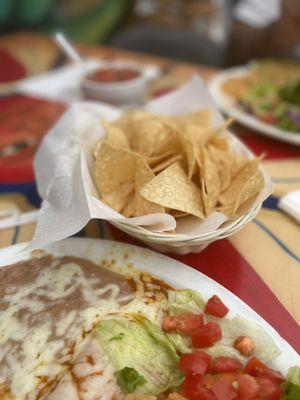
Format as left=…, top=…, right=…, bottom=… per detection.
left=209, top=66, right=300, bottom=146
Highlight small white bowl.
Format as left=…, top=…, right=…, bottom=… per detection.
left=81, top=63, right=147, bottom=106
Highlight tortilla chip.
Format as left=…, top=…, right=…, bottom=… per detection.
left=178, top=118, right=234, bottom=180
left=147, top=150, right=176, bottom=167
left=155, top=130, right=183, bottom=158
left=110, top=113, right=131, bottom=141
left=169, top=210, right=189, bottom=218
left=183, top=125, right=211, bottom=147
left=235, top=169, right=264, bottom=212
left=101, top=120, right=130, bottom=149
left=139, top=162, right=204, bottom=219
left=130, top=116, right=174, bottom=157
left=115, top=110, right=147, bottom=127
left=199, top=148, right=221, bottom=215
left=94, top=109, right=263, bottom=220
left=179, top=132, right=196, bottom=179
left=184, top=117, right=233, bottom=148
left=210, top=135, right=230, bottom=151
left=102, top=184, right=133, bottom=213
left=234, top=193, right=259, bottom=216
left=94, top=142, right=139, bottom=194
left=122, top=192, right=136, bottom=218
left=208, top=145, right=232, bottom=191
left=152, top=154, right=183, bottom=174
left=230, top=154, right=248, bottom=178
left=150, top=120, right=183, bottom=157
left=133, top=158, right=165, bottom=216
left=175, top=109, right=212, bottom=128
left=112, top=110, right=147, bottom=145
left=93, top=141, right=102, bottom=158
left=219, top=159, right=264, bottom=215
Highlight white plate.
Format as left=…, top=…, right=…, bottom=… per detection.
left=0, top=238, right=298, bottom=374
left=209, top=66, right=300, bottom=146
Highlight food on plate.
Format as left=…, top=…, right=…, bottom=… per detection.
left=0, top=251, right=297, bottom=400
left=86, top=67, right=141, bottom=83
left=221, top=60, right=300, bottom=133
left=0, top=97, right=65, bottom=157
left=93, top=109, right=264, bottom=223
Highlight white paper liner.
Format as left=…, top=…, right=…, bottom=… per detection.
left=31, top=76, right=272, bottom=246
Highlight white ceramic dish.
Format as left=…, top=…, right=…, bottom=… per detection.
left=16, top=58, right=160, bottom=105
left=80, top=62, right=147, bottom=106
left=209, top=66, right=300, bottom=146
left=0, top=238, right=298, bottom=374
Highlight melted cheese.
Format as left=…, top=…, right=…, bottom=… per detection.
left=46, top=337, right=122, bottom=400
left=0, top=258, right=134, bottom=399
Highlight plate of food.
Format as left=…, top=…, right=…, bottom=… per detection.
left=0, top=238, right=298, bottom=399
left=209, top=60, right=300, bottom=145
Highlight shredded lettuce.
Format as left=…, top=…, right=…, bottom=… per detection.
left=167, top=290, right=280, bottom=363
left=214, top=315, right=280, bottom=362
left=115, top=367, right=146, bottom=393
left=279, top=81, right=300, bottom=105
left=96, top=315, right=183, bottom=395
left=281, top=366, right=300, bottom=400
left=109, top=333, right=125, bottom=341
left=163, top=289, right=204, bottom=355
left=166, top=333, right=192, bottom=354
left=287, top=366, right=300, bottom=386
left=167, top=289, right=204, bottom=316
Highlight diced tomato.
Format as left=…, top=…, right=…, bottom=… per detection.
left=234, top=336, right=254, bottom=356
left=203, top=373, right=237, bottom=390
left=244, top=357, right=284, bottom=384
left=192, top=322, right=222, bottom=348
left=212, top=357, right=243, bottom=373
left=179, top=351, right=212, bottom=375
left=205, top=295, right=229, bottom=318
left=244, top=357, right=264, bottom=375
left=211, top=375, right=238, bottom=400
left=162, top=313, right=204, bottom=335
left=183, top=374, right=216, bottom=400
left=257, top=377, right=282, bottom=400
left=236, top=374, right=260, bottom=399
left=194, top=350, right=213, bottom=366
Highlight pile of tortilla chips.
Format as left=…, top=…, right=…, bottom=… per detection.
left=93, top=110, right=264, bottom=223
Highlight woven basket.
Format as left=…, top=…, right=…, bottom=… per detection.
left=110, top=204, right=261, bottom=255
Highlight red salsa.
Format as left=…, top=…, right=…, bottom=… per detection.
left=86, top=67, right=140, bottom=83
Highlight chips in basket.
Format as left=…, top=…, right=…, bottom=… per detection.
left=93, top=109, right=264, bottom=224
